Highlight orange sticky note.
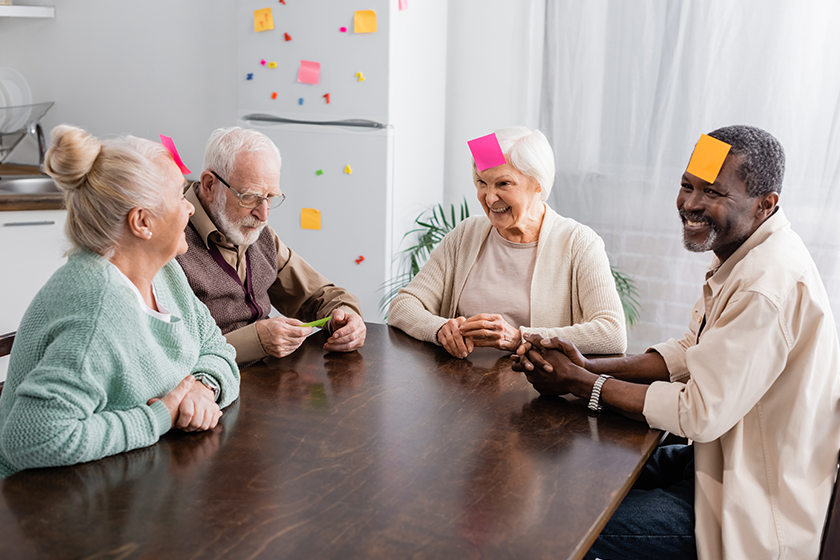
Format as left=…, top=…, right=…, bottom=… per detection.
left=686, top=134, right=731, bottom=184
left=301, top=208, right=321, bottom=230
left=354, top=10, right=377, bottom=33
left=254, top=8, right=274, bottom=32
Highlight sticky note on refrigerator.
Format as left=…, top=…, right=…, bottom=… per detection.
left=467, top=133, right=506, bottom=171
left=301, top=208, right=321, bottom=230
left=254, top=8, right=274, bottom=32
left=399, top=0, right=408, bottom=9
left=159, top=135, right=191, bottom=175
left=354, top=10, right=377, bottom=33
left=297, top=60, right=321, bottom=85
left=686, top=134, right=731, bottom=184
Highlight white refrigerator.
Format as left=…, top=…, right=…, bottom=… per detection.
left=236, top=0, right=448, bottom=322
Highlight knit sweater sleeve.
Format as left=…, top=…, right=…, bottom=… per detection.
left=1, top=329, right=172, bottom=472
left=165, top=261, right=240, bottom=408
left=521, top=230, right=627, bottom=354
left=388, top=224, right=466, bottom=344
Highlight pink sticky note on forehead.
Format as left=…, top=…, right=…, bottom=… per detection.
left=297, top=60, right=321, bottom=85
left=159, top=134, right=191, bottom=175
left=467, top=133, right=506, bottom=171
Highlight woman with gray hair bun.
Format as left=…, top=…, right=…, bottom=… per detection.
left=389, top=126, right=626, bottom=358
left=0, top=125, right=239, bottom=478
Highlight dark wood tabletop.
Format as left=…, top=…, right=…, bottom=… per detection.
left=0, top=323, right=663, bottom=560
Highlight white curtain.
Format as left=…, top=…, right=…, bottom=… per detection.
left=540, top=0, right=840, bottom=352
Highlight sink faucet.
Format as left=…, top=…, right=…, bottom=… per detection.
left=27, top=120, right=46, bottom=168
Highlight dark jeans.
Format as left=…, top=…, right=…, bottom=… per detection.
left=584, top=444, right=697, bottom=560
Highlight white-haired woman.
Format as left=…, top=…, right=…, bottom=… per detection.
left=0, top=125, right=240, bottom=477
left=389, top=126, right=626, bottom=358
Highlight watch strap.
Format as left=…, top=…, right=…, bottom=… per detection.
left=588, top=374, right=613, bottom=412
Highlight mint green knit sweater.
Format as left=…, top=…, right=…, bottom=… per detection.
left=0, top=250, right=240, bottom=477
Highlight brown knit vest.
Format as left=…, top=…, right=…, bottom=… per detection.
left=176, top=222, right=277, bottom=334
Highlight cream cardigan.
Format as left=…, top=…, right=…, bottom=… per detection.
left=389, top=204, right=627, bottom=354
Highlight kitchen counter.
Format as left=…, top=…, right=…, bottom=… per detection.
left=0, top=164, right=64, bottom=211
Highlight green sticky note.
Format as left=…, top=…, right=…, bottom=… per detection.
left=302, top=316, right=331, bottom=328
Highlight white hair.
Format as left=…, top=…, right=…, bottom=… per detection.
left=494, top=126, right=556, bottom=201
left=202, top=127, right=282, bottom=179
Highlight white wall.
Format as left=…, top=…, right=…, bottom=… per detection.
left=0, top=0, right=237, bottom=175
left=442, top=0, right=545, bottom=213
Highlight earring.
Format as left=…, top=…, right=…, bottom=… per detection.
left=146, top=231, right=152, bottom=238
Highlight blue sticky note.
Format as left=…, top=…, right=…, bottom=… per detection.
left=247, top=73, right=254, bottom=80
left=298, top=98, right=304, bottom=105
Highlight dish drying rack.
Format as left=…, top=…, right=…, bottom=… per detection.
left=0, top=101, right=53, bottom=164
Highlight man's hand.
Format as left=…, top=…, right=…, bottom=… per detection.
left=255, top=316, right=313, bottom=358
left=512, top=335, right=594, bottom=397
left=437, top=317, right=474, bottom=359
left=513, top=334, right=591, bottom=373
left=147, top=375, right=222, bottom=431
left=324, top=308, right=366, bottom=352
left=460, top=313, right=522, bottom=352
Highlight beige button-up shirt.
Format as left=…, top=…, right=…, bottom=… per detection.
left=644, top=207, right=840, bottom=560
left=184, top=186, right=362, bottom=364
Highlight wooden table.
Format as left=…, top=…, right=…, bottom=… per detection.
left=0, top=323, right=663, bottom=560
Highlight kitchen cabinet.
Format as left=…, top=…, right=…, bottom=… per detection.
left=0, top=6, right=54, bottom=18
left=0, top=209, right=67, bottom=381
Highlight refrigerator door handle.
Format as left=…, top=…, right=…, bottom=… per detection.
left=242, top=114, right=387, bottom=129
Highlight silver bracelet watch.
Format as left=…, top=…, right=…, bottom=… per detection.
left=588, top=374, right=613, bottom=412
left=193, top=373, right=220, bottom=402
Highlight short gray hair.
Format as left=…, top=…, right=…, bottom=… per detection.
left=707, top=125, right=785, bottom=197
left=44, top=124, right=168, bottom=259
left=493, top=126, right=556, bottom=201
left=202, top=127, right=282, bottom=179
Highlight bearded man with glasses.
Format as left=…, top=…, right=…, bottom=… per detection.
left=176, top=127, right=365, bottom=365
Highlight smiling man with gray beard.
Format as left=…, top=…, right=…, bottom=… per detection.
left=176, top=127, right=366, bottom=365
left=515, top=125, right=840, bottom=560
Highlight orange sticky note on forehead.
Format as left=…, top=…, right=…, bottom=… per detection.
left=686, top=134, right=731, bottom=184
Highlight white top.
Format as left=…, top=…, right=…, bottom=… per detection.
left=112, top=265, right=172, bottom=323
left=457, top=227, right=537, bottom=329
left=644, top=208, right=840, bottom=560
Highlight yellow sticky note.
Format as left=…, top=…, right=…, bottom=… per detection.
left=686, top=134, right=731, bottom=184
left=344, top=165, right=352, bottom=174
left=301, top=208, right=321, bottom=230
left=254, top=8, right=274, bottom=32
left=354, top=10, right=378, bottom=33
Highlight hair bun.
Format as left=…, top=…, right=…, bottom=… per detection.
left=43, top=124, right=103, bottom=192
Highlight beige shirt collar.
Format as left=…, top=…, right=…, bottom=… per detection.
left=704, top=206, right=787, bottom=296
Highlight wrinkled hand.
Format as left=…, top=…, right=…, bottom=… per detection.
left=147, top=375, right=222, bottom=431
left=460, top=313, right=522, bottom=352
left=437, top=317, right=474, bottom=359
left=256, top=316, right=313, bottom=358
left=513, top=334, right=591, bottom=373
left=175, top=378, right=223, bottom=432
left=324, top=308, right=366, bottom=352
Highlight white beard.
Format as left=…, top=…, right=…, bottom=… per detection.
left=208, top=190, right=267, bottom=247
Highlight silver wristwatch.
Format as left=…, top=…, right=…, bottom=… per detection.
left=193, top=374, right=220, bottom=401
left=588, top=374, right=613, bottom=412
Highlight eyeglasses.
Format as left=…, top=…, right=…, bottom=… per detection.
left=210, top=171, right=286, bottom=209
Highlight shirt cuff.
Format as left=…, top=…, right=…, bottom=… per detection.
left=224, top=323, right=268, bottom=364
left=649, top=340, right=691, bottom=382
left=642, top=380, right=687, bottom=436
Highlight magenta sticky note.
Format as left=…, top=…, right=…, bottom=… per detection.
left=297, top=60, right=321, bottom=85
left=467, top=133, right=506, bottom=171
left=399, top=0, right=408, bottom=9
left=159, top=134, right=191, bottom=175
